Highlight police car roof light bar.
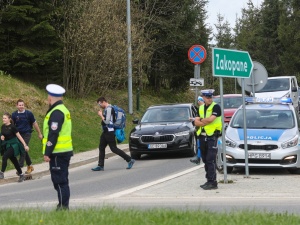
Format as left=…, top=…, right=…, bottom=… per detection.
left=245, top=97, right=293, bottom=104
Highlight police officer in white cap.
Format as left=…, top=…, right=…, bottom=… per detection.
left=190, top=96, right=205, bottom=165
left=191, top=89, right=222, bottom=190
left=43, top=84, right=73, bottom=210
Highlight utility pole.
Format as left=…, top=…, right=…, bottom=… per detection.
left=126, top=0, right=133, bottom=114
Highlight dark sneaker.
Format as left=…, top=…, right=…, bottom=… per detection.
left=126, top=159, right=135, bottom=169
left=200, top=182, right=209, bottom=188
left=91, top=166, right=104, bottom=171
left=0, top=171, right=4, bottom=179
left=201, top=182, right=218, bottom=190
left=190, top=156, right=201, bottom=165
left=18, top=174, right=25, bottom=183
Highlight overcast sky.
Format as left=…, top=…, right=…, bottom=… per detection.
left=206, top=0, right=264, bottom=32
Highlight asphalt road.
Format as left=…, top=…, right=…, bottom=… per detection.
left=0, top=153, right=195, bottom=209
left=0, top=152, right=300, bottom=214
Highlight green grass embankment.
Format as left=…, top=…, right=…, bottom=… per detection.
left=0, top=72, right=194, bottom=167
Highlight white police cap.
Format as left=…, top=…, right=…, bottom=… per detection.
left=201, top=89, right=215, bottom=97
left=46, top=84, right=66, bottom=97
left=198, top=96, right=204, bottom=102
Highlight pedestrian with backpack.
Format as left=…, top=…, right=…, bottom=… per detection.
left=92, top=97, right=135, bottom=171
left=12, top=99, right=43, bottom=174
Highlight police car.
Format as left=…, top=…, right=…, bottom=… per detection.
left=217, top=97, right=300, bottom=174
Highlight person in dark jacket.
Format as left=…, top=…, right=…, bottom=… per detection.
left=192, top=89, right=222, bottom=190
left=43, top=84, right=73, bottom=210
left=91, top=97, right=135, bottom=171
left=0, top=112, right=29, bottom=182
left=12, top=99, right=43, bottom=174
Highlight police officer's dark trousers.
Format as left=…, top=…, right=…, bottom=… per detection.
left=98, top=131, right=131, bottom=167
left=199, top=135, right=218, bottom=183
left=50, top=154, right=72, bottom=209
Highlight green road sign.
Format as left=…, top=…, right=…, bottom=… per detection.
left=212, top=48, right=253, bottom=78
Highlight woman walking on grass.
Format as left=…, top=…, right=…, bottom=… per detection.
left=0, top=112, right=29, bottom=182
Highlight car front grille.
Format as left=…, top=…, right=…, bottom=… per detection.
left=141, top=134, right=175, bottom=143
left=239, top=144, right=278, bottom=150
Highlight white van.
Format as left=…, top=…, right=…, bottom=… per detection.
left=254, top=76, right=299, bottom=112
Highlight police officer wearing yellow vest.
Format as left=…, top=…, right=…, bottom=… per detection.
left=43, top=84, right=73, bottom=210
left=192, top=89, right=222, bottom=190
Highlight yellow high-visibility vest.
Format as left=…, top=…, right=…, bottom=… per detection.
left=42, top=104, right=73, bottom=154
left=196, top=102, right=222, bottom=136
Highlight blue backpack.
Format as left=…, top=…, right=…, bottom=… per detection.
left=111, top=105, right=126, bottom=129
left=112, top=105, right=126, bottom=129
left=111, top=105, right=126, bottom=143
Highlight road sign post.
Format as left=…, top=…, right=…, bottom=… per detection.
left=212, top=48, right=253, bottom=78
left=188, top=45, right=207, bottom=104
left=212, top=47, right=253, bottom=182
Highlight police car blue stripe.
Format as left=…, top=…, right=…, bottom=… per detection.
left=238, top=129, right=285, bottom=141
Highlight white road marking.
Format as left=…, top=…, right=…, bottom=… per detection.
left=102, top=165, right=202, bottom=199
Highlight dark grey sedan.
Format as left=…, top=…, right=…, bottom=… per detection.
left=129, top=103, right=198, bottom=159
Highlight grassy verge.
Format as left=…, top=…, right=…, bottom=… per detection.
left=0, top=207, right=299, bottom=225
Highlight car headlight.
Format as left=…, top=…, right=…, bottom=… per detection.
left=130, top=133, right=141, bottom=139
left=281, top=135, right=298, bottom=149
left=225, top=137, right=237, bottom=148
left=175, top=130, right=190, bottom=136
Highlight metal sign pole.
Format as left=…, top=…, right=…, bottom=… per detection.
left=194, top=65, right=197, bottom=104
left=194, top=64, right=201, bottom=104
left=251, top=71, right=255, bottom=97
left=242, top=79, right=250, bottom=177
left=220, top=77, right=227, bottom=183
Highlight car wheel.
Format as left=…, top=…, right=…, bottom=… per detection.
left=130, top=152, right=141, bottom=160
left=188, top=136, right=197, bottom=157
left=288, top=168, right=300, bottom=174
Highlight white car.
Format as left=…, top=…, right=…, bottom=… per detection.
left=218, top=97, right=300, bottom=174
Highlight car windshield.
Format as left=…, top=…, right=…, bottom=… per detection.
left=256, top=78, right=289, bottom=92
left=141, top=107, right=190, bottom=123
left=231, top=109, right=295, bottom=129
left=214, top=96, right=243, bottom=109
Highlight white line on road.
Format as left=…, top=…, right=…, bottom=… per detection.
left=102, top=165, right=202, bottom=199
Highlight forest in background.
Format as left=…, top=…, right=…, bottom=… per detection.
left=0, top=0, right=299, bottom=98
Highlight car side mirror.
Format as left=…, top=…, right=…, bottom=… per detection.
left=132, top=119, right=139, bottom=124
left=292, top=87, right=297, bottom=92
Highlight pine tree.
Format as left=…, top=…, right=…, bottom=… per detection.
left=136, top=0, right=211, bottom=92
left=257, top=0, right=282, bottom=76
left=278, top=0, right=300, bottom=76
left=0, top=0, right=62, bottom=85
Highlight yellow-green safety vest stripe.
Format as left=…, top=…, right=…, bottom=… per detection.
left=42, top=104, right=73, bottom=154
left=196, top=102, right=222, bottom=136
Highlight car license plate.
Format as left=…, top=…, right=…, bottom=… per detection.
left=248, top=153, right=271, bottom=159
left=148, top=144, right=167, bottom=149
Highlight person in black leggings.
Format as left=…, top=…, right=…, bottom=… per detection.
left=0, top=112, right=29, bottom=182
